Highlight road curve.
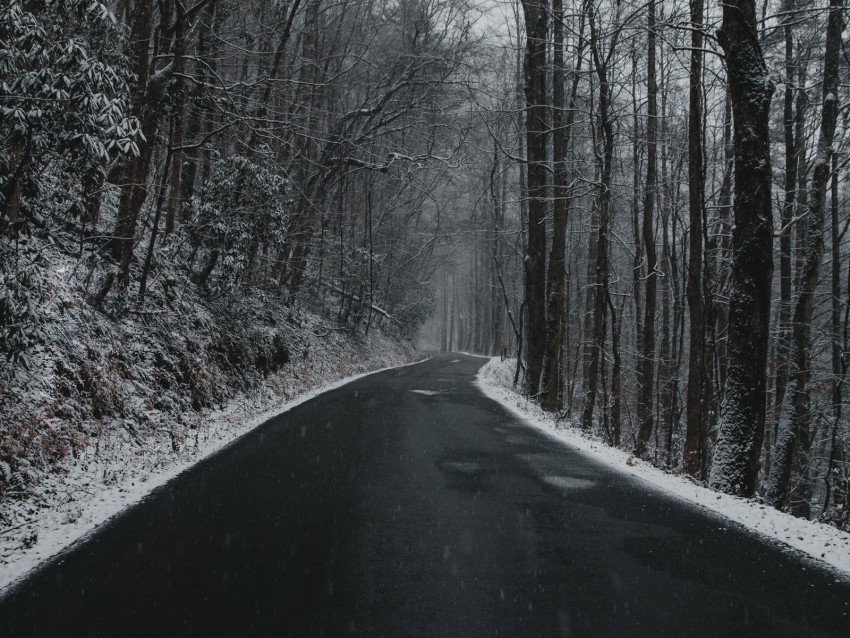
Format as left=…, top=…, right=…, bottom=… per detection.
left=1, top=353, right=848, bottom=637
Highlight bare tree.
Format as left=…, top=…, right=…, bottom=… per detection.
left=683, top=0, right=708, bottom=478
left=708, top=0, right=775, bottom=497
left=767, top=0, right=844, bottom=512
left=520, top=0, right=549, bottom=397
left=635, top=0, right=658, bottom=458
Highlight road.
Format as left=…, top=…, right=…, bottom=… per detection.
left=2, top=353, right=849, bottom=637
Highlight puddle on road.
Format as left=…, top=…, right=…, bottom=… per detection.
left=410, top=389, right=441, bottom=396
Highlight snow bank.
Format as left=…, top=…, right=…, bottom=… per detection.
left=476, top=357, right=850, bottom=580
left=0, top=337, right=421, bottom=593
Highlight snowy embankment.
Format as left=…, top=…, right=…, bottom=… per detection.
left=477, top=357, right=850, bottom=580
left=0, top=328, right=420, bottom=593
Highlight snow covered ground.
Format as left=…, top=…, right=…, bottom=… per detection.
left=477, top=356, right=850, bottom=581
left=0, top=338, right=421, bottom=593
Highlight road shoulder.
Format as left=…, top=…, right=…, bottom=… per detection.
left=0, top=355, right=426, bottom=594
left=476, top=356, right=850, bottom=581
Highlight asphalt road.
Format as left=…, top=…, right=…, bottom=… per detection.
left=2, top=353, right=849, bottom=637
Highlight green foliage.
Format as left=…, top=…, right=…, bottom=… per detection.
left=184, top=155, right=290, bottom=292
left=0, top=0, right=140, bottom=228
left=0, top=240, right=48, bottom=369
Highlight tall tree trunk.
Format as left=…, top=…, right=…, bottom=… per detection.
left=631, top=59, right=643, bottom=371
left=581, top=5, right=614, bottom=431
left=793, top=54, right=810, bottom=287
left=490, top=140, right=505, bottom=355
left=635, top=0, right=658, bottom=457
left=607, top=290, right=622, bottom=446
left=177, top=2, right=215, bottom=222
left=441, top=269, right=448, bottom=352
left=448, top=281, right=455, bottom=352
left=163, top=6, right=190, bottom=237
left=773, top=0, right=799, bottom=427
left=542, top=6, right=584, bottom=411
left=520, top=0, right=548, bottom=397
left=708, top=0, right=775, bottom=497
left=713, top=95, right=734, bottom=415
left=541, top=0, right=567, bottom=409
left=137, top=144, right=173, bottom=305
left=683, top=0, right=708, bottom=477
left=823, top=152, right=843, bottom=514
left=766, top=0, right=843, bottom=511
left=660, top=201, right=674, bottom=465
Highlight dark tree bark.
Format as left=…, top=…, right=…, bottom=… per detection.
left=520, top=0, right=548, bottom=397
left=772, top=0, right=799, bottom=427
left=713, top=96, right=734, bottom=411
left=793, top=54, right=810, bottom=287
left=635, top=0, right=658, bottom=458
left=137, top=144, right=173, bottom=305
left=581, top=3, right=616, bottom=431
left=766, top=0, right=844, bottom=511
left=630, top=57, right=643, bottom=372
left=708, top=0, right=775, bottom=497
left=162, top=5, right=190, bottom=237
left=441, top=269, right=448, bottom=352
left=606, top=289, right=622, bottom=447
left=683, top=0, right=708, bottom=478
left=490, top=139, right=504, bottom=354
left=542, top=6, right=584, bottom=411
left=823, top=152, right=844, bottom=514
left=178, top=1, right=221, bottom=223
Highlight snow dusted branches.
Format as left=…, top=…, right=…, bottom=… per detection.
left=0, top=0, right=141, bottom=231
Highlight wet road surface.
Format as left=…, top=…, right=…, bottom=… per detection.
left=2, top=354, right=849, bottom=637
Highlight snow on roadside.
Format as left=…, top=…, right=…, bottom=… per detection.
left=476, top=357, right=850, bottom=580
left=0, top=339, right=422, bottom=594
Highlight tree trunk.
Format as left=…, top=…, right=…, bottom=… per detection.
left=683, top=0, right=708, bottom=478
left=823, top=152, right=843, bottom=514
left=520, top=0, right=548, bottom=397
left=708, top=0, right=775, bottom=497
left=490, top=140, right=504, bottom=354
left=714, top=96, right=734, bottom=411
left=163, top=5, right=191, bottom=237
left=773, top=0, right=799, bottom=427
left=542, top=5, right=584, bottom=411
left=581, top=5, right=614, bottom=431
left=635, top=0, right=658, bottom=458
left=631, top=59, right=643, bottom=373
left=607, top=290, right=622, bottom=446
left=766, top=0, right=843, bottom=511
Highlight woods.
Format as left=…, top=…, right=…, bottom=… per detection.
left=0, top=0, right=475, bottom=501
left=424, top=0, right=850, bottom=530
left=3, top=0, right=850, bottom=532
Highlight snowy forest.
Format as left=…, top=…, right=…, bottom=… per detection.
left=1, top=0, right=849, bottom=538
left=427, top=0, right=850, bottom=530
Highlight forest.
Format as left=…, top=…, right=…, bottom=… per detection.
left=1, top=0, right=848, bottom=534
